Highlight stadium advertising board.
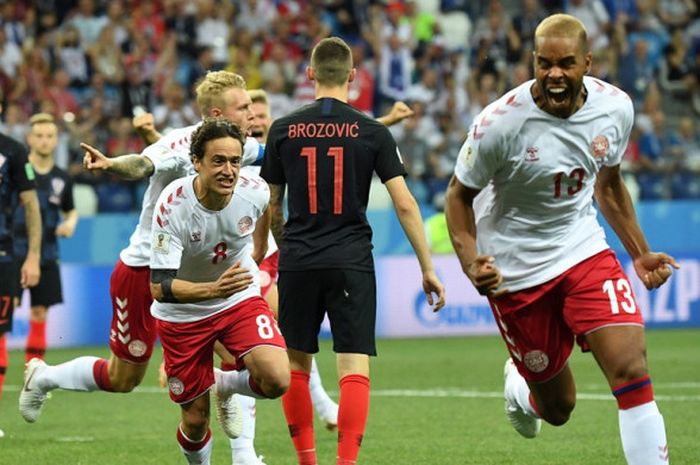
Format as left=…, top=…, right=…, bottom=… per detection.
left=6, top=254, right=700, bottom=348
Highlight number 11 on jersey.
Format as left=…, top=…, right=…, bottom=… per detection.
left=300, top=146, right=344, bottom=214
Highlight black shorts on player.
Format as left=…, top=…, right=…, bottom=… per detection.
left=15, top=260, right=63, bottom=307
left=278, top=269, right=376, bottom=355
left=0, top=260, right=20, bottom=334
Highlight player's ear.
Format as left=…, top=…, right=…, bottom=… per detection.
left=306, top=66, right=314, bottom=81
left=209, top=107, right=222, bottom=118
left=348, top=68, right=356, bottom=83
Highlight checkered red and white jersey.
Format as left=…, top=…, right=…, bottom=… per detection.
left=454, top=76, right=634, bottom=292
left=149, top=172, right=269, bottom=323
left=119, top=123, right=263, bottom=267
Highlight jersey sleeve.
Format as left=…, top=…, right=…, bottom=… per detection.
left=60, top=172, right=75, bottom=212
left=453, top=119, right=504, bottom=190
left=373, top=124, right=407, bottom=182
left=143, top=143, right=182, bottom=174
left=10, top=144, right=36, bottom=192
left=242, top=138, right=265, bottom=167
left=606, top=95, right=634, bottom=166
left=260, top=121, right=286, bottom=185
left=150, top=187, right=185, bottom=271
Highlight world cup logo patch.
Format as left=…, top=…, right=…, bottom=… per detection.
left=591, top=135, right=610, bottom=159
left=238, top=216, right=253, bottom=234
left=523, top=350, right=549, bottom=373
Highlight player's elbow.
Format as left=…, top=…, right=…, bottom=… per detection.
left=392, top=193, right=419, bottom=218
left=150, top=282, right=164, bottom=301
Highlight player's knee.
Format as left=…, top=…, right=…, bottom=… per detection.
left=109, top=374, right=143, bottom=393
left=607, top=357, right=648, bottom=387
left=181, top=411, right=210, bottom=440
left=260, top=368, right=290, bottom=398
left=541, top=394, right=576, bottom=426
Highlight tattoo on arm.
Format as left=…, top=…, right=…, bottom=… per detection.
left=20, top=190, right=42, bottom=256
left=268, top=184, right=286, bottom=247
left=110, top=155, right=155, bottom=180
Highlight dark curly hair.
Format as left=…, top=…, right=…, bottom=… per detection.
left=190, top=117, right=246, bottom=162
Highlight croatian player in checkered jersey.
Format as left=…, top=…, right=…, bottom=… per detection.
left=445, top=14, right=678, bottom=465
left=19, top=72, right=262, bottom=435
left=148, top=118, right=288, bottom=465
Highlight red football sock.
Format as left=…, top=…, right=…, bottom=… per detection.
left=282, top=370, right=316, bottom=465
left=92, top=358, right=115, bottom=392
left=0, top=333, right=7, bottom=399
left=336, top=374, right=370, bottom=465
left=25, top=319, right=47, bottom=363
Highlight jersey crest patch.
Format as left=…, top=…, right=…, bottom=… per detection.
left=168, top=377, right=184, bottom=396
left=153, top=232, right=171, bottom=254
left=128, top=339, right=147, bottom=357
left=525, top=146, right=540, bottom=162
left=523, top=350, right=549, bottom=373
left=591, top=135, right=610, bottom=159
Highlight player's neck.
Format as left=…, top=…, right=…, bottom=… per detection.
left=29, top=152, right=53, bottom=174
left=193, top=176, right=232, bottom=211
left=315, top=85, right=348, bottom=103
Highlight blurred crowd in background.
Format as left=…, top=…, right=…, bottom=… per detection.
left=1, top=0, right=700, bottom=214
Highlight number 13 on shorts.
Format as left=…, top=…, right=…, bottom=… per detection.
left=602, top=278, right=637, bottom=314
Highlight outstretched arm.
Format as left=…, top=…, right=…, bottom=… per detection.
left=595, top=164, right=679, bottom=289
left=81, top=142, right=155, bottom=180
left=376, top=101, right=414, bottom=127
left=444, top=176, right=506, bottom=296
left=385, top=176, right=445, bottom=311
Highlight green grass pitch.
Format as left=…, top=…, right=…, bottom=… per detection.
left=1, top=329, right=698, bottom=464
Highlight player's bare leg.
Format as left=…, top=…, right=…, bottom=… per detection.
left=178, top=393, right=214, bottom=465
left=19, top=351, right=148, bottom=422
left=106, top=354, right=149, bottom=392
left=214, top=342, right=267, bottom=464
left=587, top=325, right=669, bottom=464
left=26, top=305, right=48, bottom=362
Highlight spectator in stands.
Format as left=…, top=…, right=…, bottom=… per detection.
left=87, top=24, right=125, bottom=88
left=0, top=28, right=22, bottom=80
left=565, top=0, right=612, bottom=51
left=378, top=32, right=414, bottom=111
left=66, top=0, right=107, bottom=48
left=152, top=80, right=198, bottom=134
left=618, top=36, right=658, bottom=107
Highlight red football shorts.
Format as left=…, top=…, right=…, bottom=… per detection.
left=259, top=251, right=279, bottom=297
left=109, top=259, right=157, bottom=363
left=157, top=296, right=287, bottom=403
left=488, top=249, right=644, bottom=383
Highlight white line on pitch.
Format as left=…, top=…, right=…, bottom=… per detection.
left=3, top=386, right=699, bottom=401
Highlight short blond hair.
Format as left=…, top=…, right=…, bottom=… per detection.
left=534, top=14, right=589, bottom=54
left=29, top=112, right=56, bottom=126
left=195, top=71, right=247, bottom=115
left=248, top=89, right=269, bottom=106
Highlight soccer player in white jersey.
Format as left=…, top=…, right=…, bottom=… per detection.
left=19, top=72, right=260, bottom=425
left=445, top=14, right=678, bottom=465
left=149, top=118, right=288, bottom=465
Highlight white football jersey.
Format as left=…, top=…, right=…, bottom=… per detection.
left=454, top=76, right=634, bottom=292
left=150, top=173, right=270, bottom=323
left=119, top=124, right=264, bottom=267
